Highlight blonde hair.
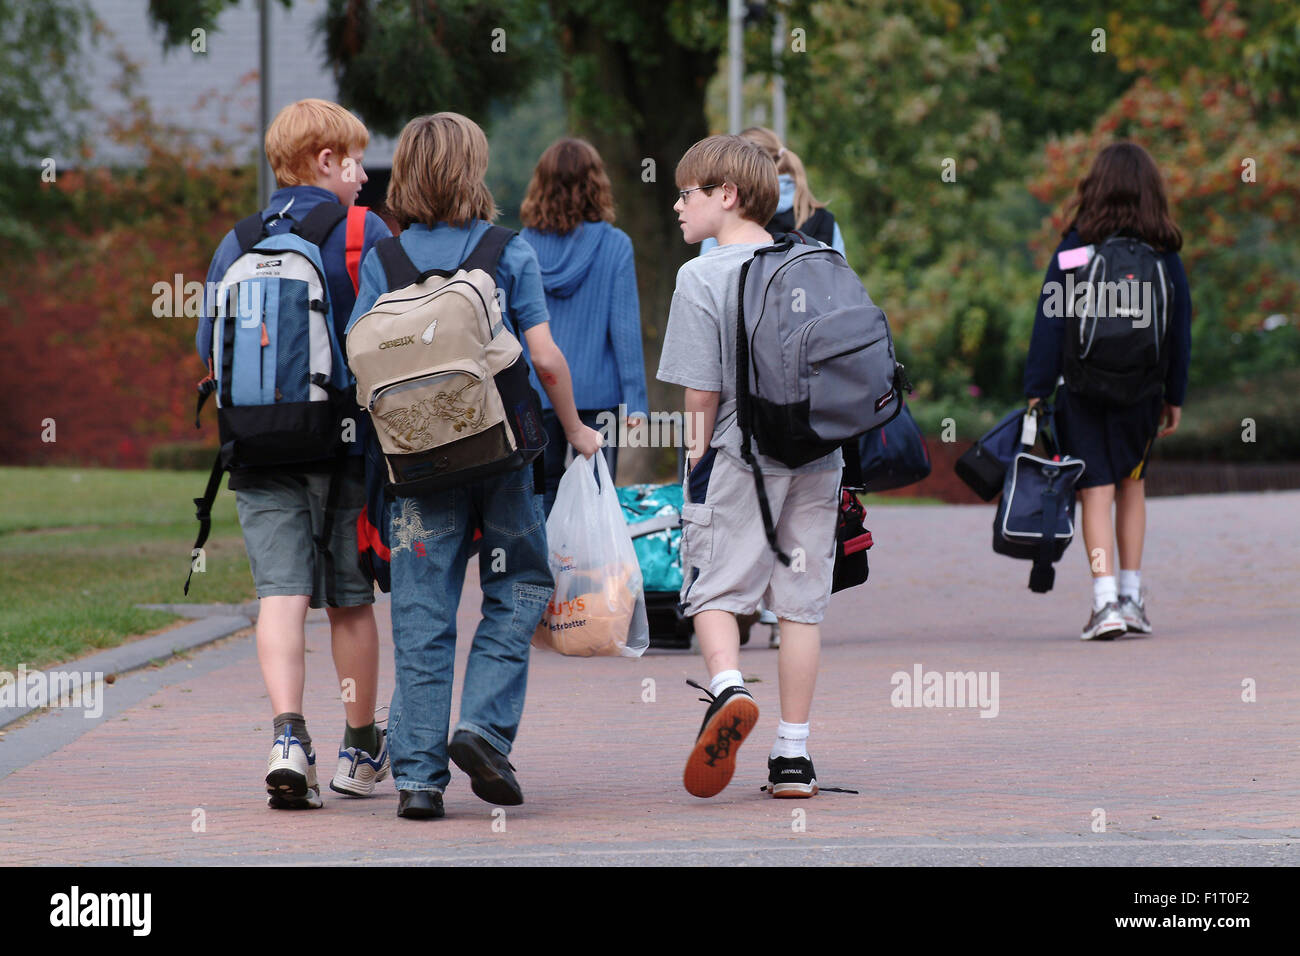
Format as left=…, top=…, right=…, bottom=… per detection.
left=265, top=99, right=369, bottom=187
left=675, top=134, right=779, bottom=225
left=740, top=126, right=825, bottom=229
left=386, top=112, right=500, bottom=230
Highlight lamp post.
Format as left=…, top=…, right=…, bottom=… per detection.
left=257, top=0, right=271, bottom=208
left=728, top=0, right=744, bottom=134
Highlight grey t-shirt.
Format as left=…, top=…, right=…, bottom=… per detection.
left=657, top=241, right=842, bottom=474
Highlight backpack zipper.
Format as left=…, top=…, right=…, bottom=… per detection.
left=368, top=366, right=484, bottom=412
left=360, top=278, right=494, bottom=340
left=806, top=333, right=884, bottom=372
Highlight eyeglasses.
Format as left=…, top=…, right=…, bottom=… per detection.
left=677, top=184, right=722, bottom=202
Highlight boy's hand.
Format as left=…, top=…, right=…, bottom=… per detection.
left=566, top=423, right=604, bottom=459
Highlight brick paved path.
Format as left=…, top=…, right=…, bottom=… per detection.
left=1, top=493, right=1296, bottom=865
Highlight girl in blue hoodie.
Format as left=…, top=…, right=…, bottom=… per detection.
left=520, top=138, right=649, bottom=513
left=700, top=126, right=846, bottom=255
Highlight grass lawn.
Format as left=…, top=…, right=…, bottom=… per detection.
left=0, top=467, right=255, bottom=672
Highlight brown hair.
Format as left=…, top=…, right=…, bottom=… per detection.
left=265, top=99, right=369, bottom=187
left=386, top=112, right=499, bottom=230
left=740, top=126, right=825, bottom=228
left=675, top=134, right=779, bottom=225
left=1064, top=142, right=1182, bottom=252
left=520, top=138, right=616, bottom=233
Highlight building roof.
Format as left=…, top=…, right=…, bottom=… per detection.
left=74, top=0, right=395, bottom=167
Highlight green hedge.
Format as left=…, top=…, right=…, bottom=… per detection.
left=1154, top=367, right=1300, bottom=462
left=149, top=441, right=218, bottom=471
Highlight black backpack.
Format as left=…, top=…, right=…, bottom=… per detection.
left=767, top=206, right=835, bottom=247
left=1062, top=235, right=1172, bottom=405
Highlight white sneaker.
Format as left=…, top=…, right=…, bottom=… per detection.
left=1119, top=594, right=1153, bottom=635
left=330, top=729, right=390, bottom=796
left=1080, top=602, right=1127, bottom=641
left=266, top=725, right=322, bottom=809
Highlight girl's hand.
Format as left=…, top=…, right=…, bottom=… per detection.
left=1157, top=403, right=1182, bottom=438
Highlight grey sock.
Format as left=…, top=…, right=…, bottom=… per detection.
left=273, top=712, right=312, bottom=754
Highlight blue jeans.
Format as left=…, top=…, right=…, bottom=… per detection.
left=542, top=408, right=619, bottom=516
left=386, top=467, right=552, bottom=793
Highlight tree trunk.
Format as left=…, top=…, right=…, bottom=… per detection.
left=557, top=16, right=720, bottom=482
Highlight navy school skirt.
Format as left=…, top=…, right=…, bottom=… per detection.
left=1054, top=390, right=1163, bottom=489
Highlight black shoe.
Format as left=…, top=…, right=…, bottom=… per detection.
left=448, top=730, right=524, bottom=806
left=397, top=789, right=445, bottom=819
left=767, top=755, right=818, bottom=798
left=683, top=679, right=759, bottom=798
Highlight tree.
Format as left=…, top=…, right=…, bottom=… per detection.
left=0, top=0, right=93, bottom=252
left=148, top=0, right=730, bottom=477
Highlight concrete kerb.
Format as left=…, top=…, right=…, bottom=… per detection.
left=0, top=612, right=254, bottom=730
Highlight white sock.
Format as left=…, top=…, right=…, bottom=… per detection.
left=1118, top=569, right=1141, bottom=601
left=709, top=669, right=744, bottom=697
left=1092, top=575, right=1118, bottom=611
left=771, top=720, right=809, bottom=760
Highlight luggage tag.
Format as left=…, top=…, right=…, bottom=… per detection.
left=1020, top=412, right=1038, bottom=448
left=1057, top=245, right=1094, bottom=270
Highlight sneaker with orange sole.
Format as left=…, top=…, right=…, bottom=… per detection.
left=683, top=679, right=759, bottom=798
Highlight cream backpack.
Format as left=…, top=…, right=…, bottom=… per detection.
left=346, top=226, right=546, bottom=496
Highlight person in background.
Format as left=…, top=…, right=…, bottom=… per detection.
left=660, top=135, right=843, bottom=800
left=1023, top=141, right=1191, bottom=641
left=701, top=127, right=847, bottom=647
left=348, top=113, right=602, bottom=820
left=520, top=137, right=648, bottom=513
left=698, top=126, right=845, bottom=256
left=198, top=99, right=392, bottom=811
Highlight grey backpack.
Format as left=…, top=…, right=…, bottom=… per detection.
left=736, top=233, right=911, bottom=562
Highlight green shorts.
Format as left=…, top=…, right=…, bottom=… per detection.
left=234, top=462, right=375, bottom=609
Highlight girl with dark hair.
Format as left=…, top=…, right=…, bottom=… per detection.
left=520, top=137, right=648, bottom=513
left=1024, top=141, right=1192, bottom=641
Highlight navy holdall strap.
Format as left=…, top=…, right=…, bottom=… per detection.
left=1028, top=471, right=1059, bottom=593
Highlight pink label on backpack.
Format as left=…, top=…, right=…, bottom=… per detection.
left=1057, top=245, right=1094, bottom=270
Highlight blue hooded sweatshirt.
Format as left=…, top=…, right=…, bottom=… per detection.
left=519, top=221, right=648, bottom=415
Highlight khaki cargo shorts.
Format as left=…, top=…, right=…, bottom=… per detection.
left=678, top=448, right=839, bottom=624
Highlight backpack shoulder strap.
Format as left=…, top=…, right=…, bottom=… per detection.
left=344, top=206, right=367, bottom=294
left=733, top=252, right=791, bottom=567
left=374, top=235, right=421, bottom=291
left=184, top=453, right=227, bottom=595
left=233, top=213, right=266, bottom=253
left=295, top=201, right=348, bottom=247
left=460, top=225, right=516, bottom=277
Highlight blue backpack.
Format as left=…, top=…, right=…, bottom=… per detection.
left=991, top=407, right=1086, bottom=593
left=187, top=203, right=363, bottom=597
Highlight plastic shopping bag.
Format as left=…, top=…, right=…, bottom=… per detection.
left=532, top=452, right=650, bottom=657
